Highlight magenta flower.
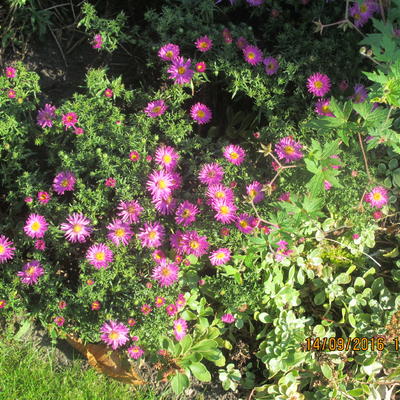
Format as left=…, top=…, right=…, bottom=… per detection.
left=221, top=313, right=236, bottom=323
left=324, top=180, right=332, bottom=190
left=315, top=98, right=335, bottom=117
left=61, top=112, right=78, bottom=129
left=74, top=127, right=84, bottom=135
left=34, top=239, right=46, bottom=251
left=263, top=56, right=279, bottom=75
left=198, top=163, right=224, bottom=185
left=152, top=195, right=177, bottom=215
left=352, top=84, right=368, bottom=103
left=0, top=300, right=6, bottom=309
left=170, top=230, right=185, bottom=255
left=100, top=320, right=129, bottom=350
left=86, top=243, right=114, bottom=269
left=60, top=213, right=92, bottom=243
left=176, top=293, right=186, bottom=309
left=17, top=260, right=44, bottom=285
left=152, top=259, right=180, bottom=287
left=24, top=196, right=33, bottom=203
left=223, top=144, right=246, bottom=165
left=54, top=316, right=65, bottom=327
left=137, top=222, right=165, bottom=248
left=128, top=345, right=144, bottom=360
left=195, top=62, right=207, bottom=72
left=195, top=35, right=213, bottom=52
left=24, top=214, right=48, bottom=239
left=166, top=304, right=177, bottom=316
left=146, top=169, right=174, bottom=200
left=7, top=89, right=16, bottom=99
left=158, top=43, right=180, bottom=61
left=155, top=145, right=179, bottom=171
left=5, top=67, right=16, bottom=78
left=222, top=28, right=233, bottom=44
left=117, top=200, right=143, bottom=224
left=92, top=34, right=103, bottom=49
left=175, top=201, right=199, bottom=226
left=0, top=235, right=15, bottom=264
left=37, top=104, right=56, bottom=128
left=141, top=304, right=152, bottom=315
left=235, top=213, right=256, bottom=234
left=275, top=137, right=304, bottom=163
left=246, top=181, right=264, bottom=203
left=181, top=230, right=209, bottom=257
left=307, top=73, right=331, bottom=97
left=37, top=191, right=50, bottom=204
left=365, top=186, right=389, bottom=208
left=243, top=45, right=263, bottom=65
left=105, top=177, right=116, bottom=187
left=212, top=199, right=237, bottom=224
left=106, top=219, right=134, bottom=246
left=104, top=88, right=113, bottom=98
left=190, top=103, right=212, bottom=124
left=209, top=248, right=231, bottom=266
left=173, top=318, right=188, bottom=341
left=169, top=171, right=183, bottom=191
left=129, top=151, right=140, bottom=162
left=53, top=171, right=76, bottom=195
left=144, top=100, right=168, bottom=118
left=155, top=296, right=166, bottom=307
left=206, top=184, right=234, bottom=205
left=167, top=57, right=194, bottom=85
left=247, top=0, right=263, bottom=5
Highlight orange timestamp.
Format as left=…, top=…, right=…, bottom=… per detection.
left=303, top=336, right=399, bottom=352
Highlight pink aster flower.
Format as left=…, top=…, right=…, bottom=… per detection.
left=141, top=304, right=152, bottom=315
left=324, top=180, right=332, bottom=190
left=127, top=318, right=136, bottom=327
left=221, top=313, right=236, bottom=323
left=59, top=301, right=67, bottom=309
left=128, top=345, right=144, bottom=360
left=235, top=213, right=256, bottom=234
left=92, top=34, right=103, bottom=49
left=212, top=199, right=238, bottom=224
left=61, top=112, right=78, bottom=129
left=24, top=196, right=33, bottom=203
left=106, top=219, right=134, bottom=246
left=155, top=296, right=166, bottom=307
left=158, top=43, right=180, bottom=61
left=104, top=88, right=113, bottom=98
left=0, top=300, right=6, bottom=309
left=152, top=259, right=180, bottom=287
left=152, top=249, right=166, bottom=263
left=175, top=201, right=199, bottom=226
left=275, top=137, right=303, bottom=163
left=37, top=191, right=50, bottom=204
left=220, top=227, right=230, bottom=236
left=117, top=200, right=143, bottom=224
left=222, top=28, right=233, bottom=44
left=0, top=235, right=15, bottom=263
left=137, top=222, right=165, bottom=248
left=352, top=84, right=368, bottom=103
left=365, top=186, right=389, bottom=208
left=37, top=104, right=56, bottom=128
left=195, top=35, right=213, bottom=52
left=315, top=98, right=335, bottom=117
left=24, top=214, right=48, bottom=238
left=155, top=145, right=179, bottom=171
left=223, top=144, right=246, bottom=165
left=373, top=210, right=383, bottom=220
left=263, top=56, right=279, bottom=75
left=169, top=171, right=183, bottom=191
left=166, top=304, right=177, bottom=316
left=198, top=163, right=224, bottom=185
left=170, top=230, right=185, bottom=255
left=145, top=100, right=168, bottom=118
left=307, top=73, right=331, bottom=97
left=17, top=260, right=44, bottom=285
left=152, top=195, right=178, bottom=215
left=74, top=127, right=84, bottom=135
left=53, top=171, right=76, bottom=195
left=167, top=57, right=194, bottom=85
left=100, top=320, right=129, bottom=350
left=236, top=37, right=248, bottom=49
left=176, top=293, right=186, bottom=310
left=246, top=181, right=264, bottom=203
left=190, top=103, right=212, bottom=124
left=279, top=192, right=291, bottom=202
left=243, top=45, right=263, bottom=65
left=209, top=248, right=231, bottom=266
left=181, top=230, right=209, bottom=257
left=146, top=169, right=174, bottom=200
left=105, top=177, right=116, bottom=187
left=129, top=151, right=140, bottom=162
left=86, top=243, right=114, bottom=269
left=91, top=301, right=101, bottom=311
left=34, top=239, right=46, bottom=251
left=195, top=62, right=207, bottom=72
left=5, top=67, right=16, bottom=78
left=173, top=318, right=188, bottom=341
left=54, top=316, right=65, bottom=327
left=206, top=184, right=234, bottom=205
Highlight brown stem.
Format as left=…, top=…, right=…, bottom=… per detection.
left=357, top=132, right=371, bottom=182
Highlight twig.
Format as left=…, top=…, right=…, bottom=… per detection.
left=379, top=0, right=386, bottom=23
left=358, top=132, right=371, bottom=182
left=247, top=388, right=256, bottom=400
left=41, top=2, right=70, bottom=12
left=49, top=27, right=68, bottom=68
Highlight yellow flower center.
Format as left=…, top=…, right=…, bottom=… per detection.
left=249, top=189, right=257, bottom=198
left=373, top=192, right=382, bottom=201
left=284, top=145, right=295, bottom=155
left=161, top=267, right=171, bottom=277
left=26, top=267, right=35, bottom=276
left=248, top=52, right=255, bottom=59
left=197, top=110, right=205, bottom=118
left=95, top=251, right=105, bottom=261
left=230, top=152, right=239, bottom=159
left=190, top=240, right=199, bottom=249
left=360, top=4, right=367, bottom=13
left=178, top=67, right=186, bottom=75
left=322, top=105, right=331, bottom=113
left=166, top=51, right=173, bottom=58
left=216, top=252, right=225, bottom=259
left=240, top=220, right=248, bottom=228
left=152, top=106, right=161, bottom=114
left=0, top=245, right=5, bottom=255
left=31, top=221, right=41, bottom=231
left=163, top=154, right=172, bottom=163
left=182, top=209, right=191, bottom=218
left=109, top=331, right=120, bottom=340
left=268, top=63, right=274, bottom=70
left=73, top=224, right=82, bottom=233
left=148, top=231, right=157, bottom=239
left=61, top=179, right=69, bottom=187
left=176, top=324, right=182, bottom=333
left=216, top=191, right=225, bottom=198
left=314, top=80, right=323, bottom=89
left=67, top=116, right=73, bottom=122
left=220, top=205, right=229, bottom=215
left=158, top=180, right=167, bottom=189
left=200, top=41, right=208, bottom=49
left=115, top=228, right=125, bottom=237
left=128, top=206, right=136, bottom=214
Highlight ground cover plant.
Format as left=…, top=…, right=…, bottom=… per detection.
left=1, top=0, right=400, bottom=399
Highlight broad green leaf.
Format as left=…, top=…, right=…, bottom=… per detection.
left=321, top=364, right=332, bottom=379
left=170, top=373, right=189, bottom=395
left=189, top=362, right=211, bottom=382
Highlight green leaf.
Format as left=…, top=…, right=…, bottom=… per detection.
left=191, top=339, right=218, bottom=352
left=321, top=364, right=332, bottom=379
left=170, top=373, right=189, bottom=395
left=179, top=335, right=193, bottom=354
left=314, top=291, right=325, bottom=305
left=189, top=362, right=212, bottom=382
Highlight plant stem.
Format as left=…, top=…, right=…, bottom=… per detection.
left=357, top=131, right=371, bottom=182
